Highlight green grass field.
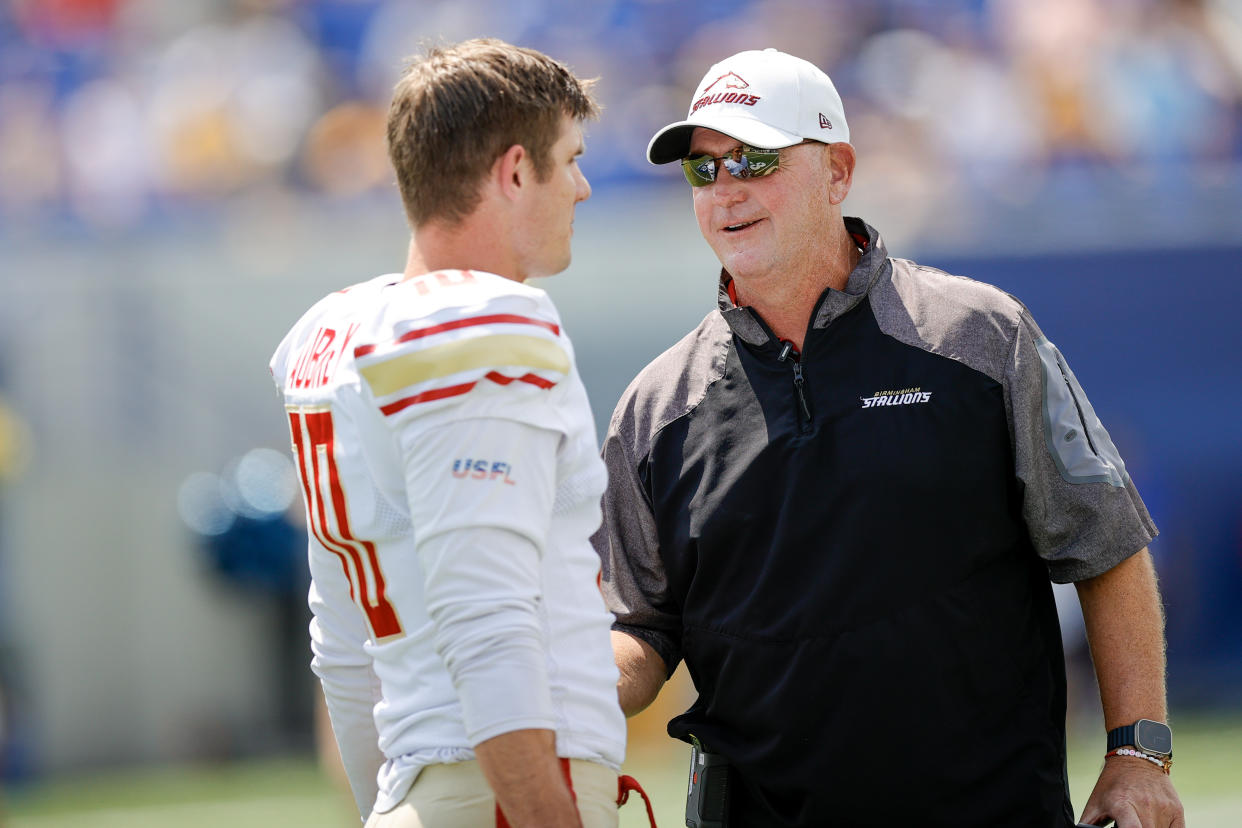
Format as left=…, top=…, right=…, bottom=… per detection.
left=5, top=715, right=1240, bottom=826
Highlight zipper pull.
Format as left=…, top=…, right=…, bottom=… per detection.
left=792, top=361, right=812, bottom=421
left=778, top=341, right=794, bottom=362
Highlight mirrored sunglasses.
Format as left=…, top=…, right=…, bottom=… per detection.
left=681, top=145, right=782, bottom=187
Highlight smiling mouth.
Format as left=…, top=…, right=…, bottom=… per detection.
left=724, top=219, right=762, bottom=233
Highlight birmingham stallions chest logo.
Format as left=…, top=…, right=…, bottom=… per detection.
left=859, top=387, right=934, bottom=408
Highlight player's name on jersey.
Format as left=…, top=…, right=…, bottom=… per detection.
left=288, top=323, right=361, bottom=390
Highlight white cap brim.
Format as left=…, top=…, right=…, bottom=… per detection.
left=647, top=114, right=802, bottom=165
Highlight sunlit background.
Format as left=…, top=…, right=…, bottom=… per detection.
left=1, top=0, right=1241, bottom=824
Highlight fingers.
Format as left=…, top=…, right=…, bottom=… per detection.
left=1077, top=804, right=1106, bottom=825
left=1081, top=798, right=1185, bottom=828
left=1082, top=755, right=1185, bottom=828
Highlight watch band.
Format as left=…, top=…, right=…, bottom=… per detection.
left=1106, top=724, right=1137, bottom=752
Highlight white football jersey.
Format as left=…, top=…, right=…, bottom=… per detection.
left=269, top=269, right=625, bottom=816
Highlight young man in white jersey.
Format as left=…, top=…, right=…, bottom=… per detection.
left=270, top=39, right=630, bottom=828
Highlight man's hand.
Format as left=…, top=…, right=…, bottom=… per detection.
left=1078, top=756, right=1184, bottom=828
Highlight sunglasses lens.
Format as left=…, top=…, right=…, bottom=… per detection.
left=721, top=156, right=749, bottom=179
left=682, top=156, right=717, bottom=187
left=683, top=148, right=782, bottom=186
left=724, top=151, right=779, bottom=179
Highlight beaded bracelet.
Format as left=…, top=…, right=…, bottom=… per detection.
left=1105, top=747, right=1171, bottom=774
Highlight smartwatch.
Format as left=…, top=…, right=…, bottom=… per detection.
left=1107, top=718, right=1173, bottom=756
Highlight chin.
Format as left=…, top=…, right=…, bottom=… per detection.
left=549, top=251, right=573, bottom=276
left=720, top=251, right=759, bottom=280
left=530, top=257, right=572, bottom=280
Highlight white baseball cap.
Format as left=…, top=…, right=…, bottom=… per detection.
left=647, top=48, right=850, bottom=164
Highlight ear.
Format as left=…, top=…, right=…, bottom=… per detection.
left=494, top=143, right=529, bottom=202
left=826, top=142, right=856, bottom=206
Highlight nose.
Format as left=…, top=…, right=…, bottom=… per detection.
left=575, top=167, right=591, bottom=203
left=711, top=169, right=747, bottom=206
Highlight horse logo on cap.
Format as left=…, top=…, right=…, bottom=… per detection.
left=704, top=72, right=750, bottom=92
left=692, top=72, right=762, bottom=112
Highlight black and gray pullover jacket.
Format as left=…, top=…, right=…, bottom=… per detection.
left=595, top=218, right=1156, bottom=827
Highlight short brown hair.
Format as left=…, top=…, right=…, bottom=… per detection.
left=387, top=39, right=599, bottom=227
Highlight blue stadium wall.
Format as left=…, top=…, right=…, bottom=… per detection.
left=934, top=245, right=1242, bottom=707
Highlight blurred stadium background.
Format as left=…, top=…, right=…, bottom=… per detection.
left=1, top=0, right=1240, bottom=824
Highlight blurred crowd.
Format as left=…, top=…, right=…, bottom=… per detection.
left=2, top=0, right=1241, bottom=231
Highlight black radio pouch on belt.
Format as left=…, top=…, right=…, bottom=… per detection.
left=685, top=736, right=730, bottom=828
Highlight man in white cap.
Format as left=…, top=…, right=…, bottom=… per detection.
left=594, top=48, right=1184, bottom=827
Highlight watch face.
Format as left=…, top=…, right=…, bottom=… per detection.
left=1136, top=719, right=1173, bottom=755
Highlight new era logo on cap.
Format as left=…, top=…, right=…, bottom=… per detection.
left=646, top=48, right=850, bottom=165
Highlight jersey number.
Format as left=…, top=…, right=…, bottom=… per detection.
left=288, top=407, right=403, bottom=640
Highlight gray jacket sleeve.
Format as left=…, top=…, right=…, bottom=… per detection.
left=1007, top=309, right=1158, bottom=582
left=593, top=401, right=683, bottom=676
left=591, top=312, right=729, bottom=676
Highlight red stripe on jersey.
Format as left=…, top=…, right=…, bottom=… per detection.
left=379, top=372, right=557, bottom=416
left=354, top=314, right=561, bottom=358
left=379, top=380, right=478, bottom=415
left=484, top=371, right=556, bottom=389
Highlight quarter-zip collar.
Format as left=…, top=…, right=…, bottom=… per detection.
left=716, top=217, right=889, bottom=349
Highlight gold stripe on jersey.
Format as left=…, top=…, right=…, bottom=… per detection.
left=360, top=334, right=569, bottom=398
